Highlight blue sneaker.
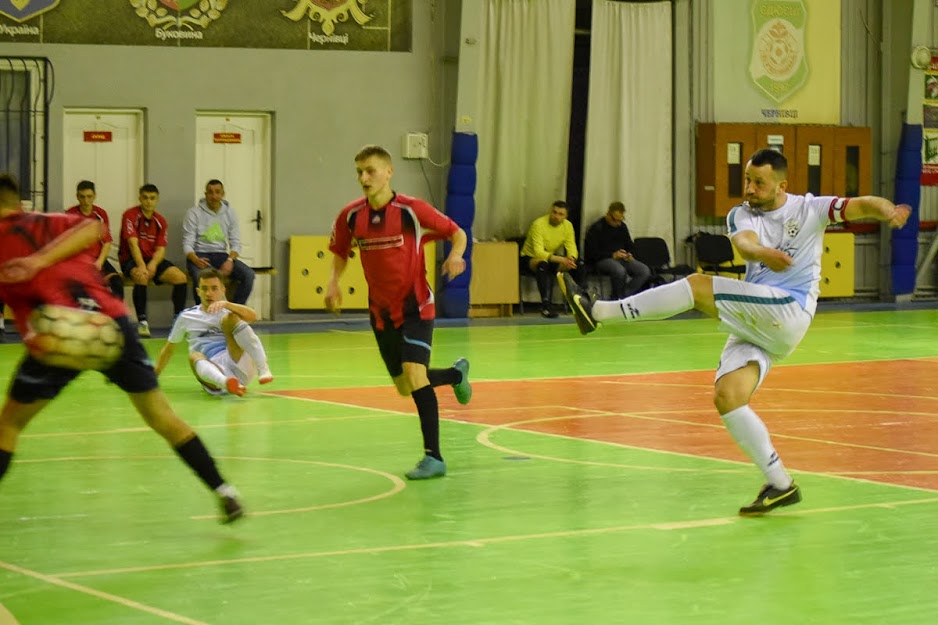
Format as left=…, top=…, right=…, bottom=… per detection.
left=452, top=357, right=472, bottom=405
left=405, top=455, right=447, bottom=480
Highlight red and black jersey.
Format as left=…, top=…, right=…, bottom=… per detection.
left=0, top=212, right=128, bottom=335
left=329, top=193, right=458, bottom=330
left=65, top=204, right=113, bottom=259
left=119, top=206, right=168, bottom=264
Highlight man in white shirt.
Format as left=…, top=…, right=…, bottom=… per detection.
left=559, top=148, right=910, bottom=516
left=155, top=268, right=273, bottom=396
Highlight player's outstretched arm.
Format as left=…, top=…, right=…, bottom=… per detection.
left=440, top=227, right=467, bottom=279
left=154, top=341, right=176, bottom=376
left=207, top=300, right=258, bottom=322
left=844, top=197, right=911, bottom=229
left=0, top=219, right=101, bottom=283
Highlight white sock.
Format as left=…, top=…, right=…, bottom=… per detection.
left=721, top=405, right=792, bottom=489
left=194, top=359, right=228, bottom=390
left=215, top=483, right=239, bottom=498
left=232, top=321, right=271, bottom=374
left=592, top=279, right=695, bottom=323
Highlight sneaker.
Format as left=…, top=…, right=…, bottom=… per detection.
left=452, top=357, right=472, bottom=405
left=219, top=494, right=245, bottom=524
left=405, top=454, right=447, bottom=480
left=258, top=369, right=274, bottom=385
left=738, top=482, right=802, bottom=516
left=557, top=272, right=597, bottom=335
left=225, top=377, right=247, bottom=397
left=137, top=320, right=150, bottom=337
left=540, top=304, right=558, bottom=319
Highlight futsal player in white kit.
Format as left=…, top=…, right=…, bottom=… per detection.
left=559, top=148, right=911, bottom=515
left=155, top=268, right=273, bottom=396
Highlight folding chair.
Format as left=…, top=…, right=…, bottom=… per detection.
left=631, top=237, right=695, bottom=286
left=693, top=232, right=746, bottom=279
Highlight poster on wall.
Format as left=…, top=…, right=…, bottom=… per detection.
left=922, top=54, right=938, bottom=186
left=0, top=0, right=412, bottom=51
left=712, top=0, right=840, bottom=124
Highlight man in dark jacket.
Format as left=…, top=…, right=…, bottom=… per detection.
left=584, top=201, right=651, bottom=298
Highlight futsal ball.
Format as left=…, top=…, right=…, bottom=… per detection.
left=25, top=305, right=124, bottom=371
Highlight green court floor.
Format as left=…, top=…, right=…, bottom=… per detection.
left=1, top=308, right=937, bottom=624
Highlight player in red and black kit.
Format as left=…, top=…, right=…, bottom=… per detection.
left=65, top=179, right=124, bottom=299
left=118, top=184, right=189, bottom=337
left=0, top=173, right=243, bottom=523
left=326, top=145, right=471, bottom=480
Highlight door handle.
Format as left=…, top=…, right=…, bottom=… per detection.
left=250, top=210, right=262, bottom=231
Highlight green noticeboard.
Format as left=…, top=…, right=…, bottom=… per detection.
left=0, top=0, right=413, bottom=52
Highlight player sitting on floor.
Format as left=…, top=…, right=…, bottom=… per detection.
left=155, top=268, right=273, bottom=396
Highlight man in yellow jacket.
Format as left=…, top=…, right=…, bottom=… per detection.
left=520, top=200, right=583, bottom=318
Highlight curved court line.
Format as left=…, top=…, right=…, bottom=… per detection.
left=472, top=413, right=749, bottom=474
left=10, top=455, right=405, bottom=520
left=0, top=560, right=209, bottom=625
left=190, top=457, right=406, bottom=520
left=52, top=495, right=938, bottom=580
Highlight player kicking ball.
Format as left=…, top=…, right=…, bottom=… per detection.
left=156, top=268, right=273, bottom=397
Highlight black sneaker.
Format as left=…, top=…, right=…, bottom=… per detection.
left=220, top=495, right=245, bottom=524
left=556, top=272, right=597, bottom=335
left=541, top=305, right=558, bottom=319
left=738, top=482, right=801, bottom=516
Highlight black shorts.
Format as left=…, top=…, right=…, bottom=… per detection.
left=101, top=260, right=121, bottom=277
left=371, top=309, right=434, bottom=378
left=9, top=316, right=159, bottom=403
left=120, top=258, right=177, bottom=285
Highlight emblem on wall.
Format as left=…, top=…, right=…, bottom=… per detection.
left=129, top=0, right=226, bottom=38
left=282, top=0, right=371, bottom=36
left=748, top=0, right=808, bottom=104
left=0, top=0, right=60, bottom=23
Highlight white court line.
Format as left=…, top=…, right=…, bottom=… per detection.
left=0, top=560, right=209, bottom=625
left=50, top=495, right=938, bottom=579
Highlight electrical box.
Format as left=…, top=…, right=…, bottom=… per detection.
left=402, top=132, right=429, bottom=159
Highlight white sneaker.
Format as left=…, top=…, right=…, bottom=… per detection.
left=137, top=320, right=150, bottom=337
left=258, top=369, right=274, bottom=385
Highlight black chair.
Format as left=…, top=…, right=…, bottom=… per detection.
left=693, top=232, right=746, bottom=279
left=631, top=237, right=694, bottom=286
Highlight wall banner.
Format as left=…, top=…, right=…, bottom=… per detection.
left=0, top=0, right=412, bottom=52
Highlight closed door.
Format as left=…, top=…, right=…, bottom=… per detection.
left=195, top=113, right=272, bottom=316
left=62, top=109, right=144, bottom=256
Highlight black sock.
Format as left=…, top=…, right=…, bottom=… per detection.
left=428, top=367, right=460, bottom=387
left=132, top=285, right=147, bottom=321
left=535, top=264, right=553, bottom=303
left=0, top=449, right=12, bottom=480
left=411, top=385, right=442, bottom=461
left=174, top=435, right=225, bottom=490
left=108, top=275, right=124, bottom=299
left=171, top=284, right=188, bottom=316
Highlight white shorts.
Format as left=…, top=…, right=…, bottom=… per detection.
left=199, top=350, right=257, bottom=395
left=712, top=276, right=811, bottom=385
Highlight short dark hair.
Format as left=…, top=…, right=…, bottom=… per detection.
left=551, top=200, right=568, bottom=211
left=355, top=144, right=392, bottom=163
left=0, top=173, right=20, bottom=207
left=749, top=149, right=788, bottom=176
left=139, top=183, right=159, bottom=195
left=77, top=180, right=95, bottom=193
left=607, top=201, right=625, bottom=214
left=206, top=179, right=223, bottom=189
left=198, top=268, right=225, bottom=283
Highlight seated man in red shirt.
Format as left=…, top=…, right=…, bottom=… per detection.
left=0, top=172, right=243, bottom=523
left=119, top=184, right=189, bottom=337
left=65, top=180, right=124, bottom=299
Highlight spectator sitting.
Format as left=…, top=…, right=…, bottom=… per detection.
left=520, top=200, right=584, bottom=318
left=584, top=201, right=651, bottom=299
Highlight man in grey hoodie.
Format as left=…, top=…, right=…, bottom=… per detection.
left=183, top=180, right=255, bottom=305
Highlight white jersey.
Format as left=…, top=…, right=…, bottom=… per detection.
left=167, top=305, right=230, bottom=358
left=726, top=193, right=842, bottom=316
